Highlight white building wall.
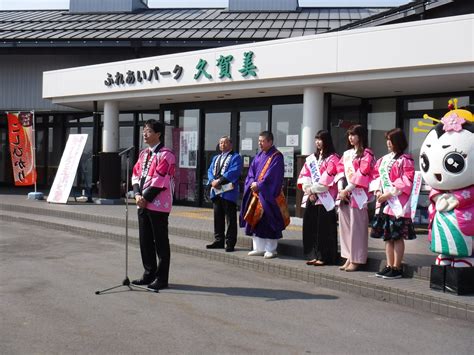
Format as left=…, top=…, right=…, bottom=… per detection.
left=43, top=15, right=474, bottom=105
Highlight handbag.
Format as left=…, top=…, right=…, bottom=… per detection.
left=370, top=202, right=387, bottom=238
left=243, top=151, right=290, bottom=228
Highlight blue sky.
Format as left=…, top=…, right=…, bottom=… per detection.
left=0, top=0, right=411, bottom=10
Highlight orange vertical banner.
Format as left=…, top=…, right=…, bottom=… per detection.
left=7, top=112, right=36, bottom=186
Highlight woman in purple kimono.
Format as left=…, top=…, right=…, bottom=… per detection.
left=239, top=131, right=285, bottom=259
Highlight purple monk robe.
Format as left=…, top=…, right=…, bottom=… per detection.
left=239, top=146, right=285, bottom=239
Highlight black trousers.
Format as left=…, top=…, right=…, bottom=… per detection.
left=137, top=208, right=170, bottom=283
left=212, top=196, right=237, bottom=248
left=302, top=203, right=338, bottom=264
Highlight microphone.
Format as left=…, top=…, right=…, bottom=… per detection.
left=119, top=146, right=135, bottom=156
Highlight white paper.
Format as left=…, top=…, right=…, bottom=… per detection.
left=279, top=146, right=294, bottom=178
left=212, top=183, right=234, bottom=195
left=179, top=131, right=198, bottom=168
left=241, top=138, right=253, bottom=151
left=352, top=187, right=368, bottom=210
left=286, top=134, right=299, bottom=147
left=318, top=191, right=336, bottom=211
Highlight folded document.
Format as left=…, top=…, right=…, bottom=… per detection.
left=212, top=183, right=234, bottom=195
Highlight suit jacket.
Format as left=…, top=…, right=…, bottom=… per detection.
left=207, top=151, right=242, bottom=203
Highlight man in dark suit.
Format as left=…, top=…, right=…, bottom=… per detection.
left=206, top=136, right=243, bottom=252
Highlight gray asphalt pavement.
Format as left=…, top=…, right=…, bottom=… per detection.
left=1, top=220, right=472, bottom=354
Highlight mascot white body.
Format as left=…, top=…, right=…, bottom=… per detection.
left=419, top=105, right=474, bottom=268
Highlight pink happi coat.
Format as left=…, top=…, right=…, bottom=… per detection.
left=372, top=153, right=415, bottom=218
left=335, top=148, right=376, bottom=209
left=297, top=153, right=339, bottom=207
left=132, top=146, right=176, bottom=213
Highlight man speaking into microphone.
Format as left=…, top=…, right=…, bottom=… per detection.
left=131, top=119, right=175, bottom=291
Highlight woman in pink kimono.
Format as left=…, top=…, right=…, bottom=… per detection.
left=370, top=128, right=417, bottom=279
left=297, top=130, right=340, bottom=266
left=336, top=125, right=375, bottom=272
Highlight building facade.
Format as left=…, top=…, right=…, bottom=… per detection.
left=1, top=0, right=473, bottom=220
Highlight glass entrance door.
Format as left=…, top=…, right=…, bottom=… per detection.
left=238, top=110, right=268, bottom=200
left=202, top=111, right=232, bottom=206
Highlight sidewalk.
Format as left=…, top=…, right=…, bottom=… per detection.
left=0, top=190, right=472, bottom=322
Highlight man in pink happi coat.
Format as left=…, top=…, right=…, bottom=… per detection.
left=131, top=119, right=176, bottom=291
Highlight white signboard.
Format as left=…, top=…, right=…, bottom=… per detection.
left=47, top=134, right=88, bottom=204
left=241, top=138, right=253, bottom=151
left=279, top=146, right=294, bottom=178
left=286, top=134, right=299, bottom=147
left=179, top=131, right=198, bottom=168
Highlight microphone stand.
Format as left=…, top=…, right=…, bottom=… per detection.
left=95, top=147, right=158, bottom=294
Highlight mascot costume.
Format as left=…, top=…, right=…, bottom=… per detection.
left=417, top=99, right=474, bottom=294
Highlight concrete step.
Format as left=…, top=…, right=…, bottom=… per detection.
left=0, top=202, right=433, bottom=280
left=0, top=210, right=472, bottom=322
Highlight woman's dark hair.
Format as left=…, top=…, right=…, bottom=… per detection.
left=315, top=130, right=336, bottom=159
left=385, top=128, right=408, bottom=154
left=346, top=124, right=368, bottom=157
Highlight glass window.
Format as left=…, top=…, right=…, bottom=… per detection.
left=406, top=96, right=470, bottom=111
left=272, top=103, right=303, bottom=215
left=202, top=112, right=231, bottom=204
left=80, top=115, right=93, bottom=123
left=163, top=110, right=173, bottom=125
left=238, top=109, right=268, bottom=206
left=239, top=110, right=268, bottom=157
left=272, top=103, right=303, bottom=154
left=35, top=128, right=46, bottom=185
left=367, top=98, right=396, bottom=158
left=173, top=109, right=200, bottom=202
left=119, top=126, right=133, bottom=184
left=406, top=118, right=427, bottom=169
left=0, top=127, right=8, bottom=182
left=141, top=113, right=159, bottom=124
left=119, top=113, right=134, bottom=122
left=47, top=120, right=65, bottom=185
left=330, top=95, right=362, bottom=155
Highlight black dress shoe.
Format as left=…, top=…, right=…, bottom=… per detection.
left=131, top=277, right=154, bottom=286
left=225, top=246, right=235, bottom=252
left=147, top=279, right=169, bottom=291
left=206, top=241, right=225, bottom=249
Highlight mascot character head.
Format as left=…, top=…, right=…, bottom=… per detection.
left=419, top=100, right=474, bottom=191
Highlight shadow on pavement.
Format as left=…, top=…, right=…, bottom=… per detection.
left=168, top=284, right=339, bottom=301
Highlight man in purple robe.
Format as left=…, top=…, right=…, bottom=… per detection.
left=239, top=131, right=285, bottom=259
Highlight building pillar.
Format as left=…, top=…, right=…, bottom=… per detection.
left=296, top=87, right=324, bottom=217
left=103, top=101, right=119, bottom=152
left=301, top=87, right=324, bottom=155
left=97, top=100, right=121, bottom=203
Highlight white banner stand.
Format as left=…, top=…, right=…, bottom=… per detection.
left=47, top=134, right=88, bottom=204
